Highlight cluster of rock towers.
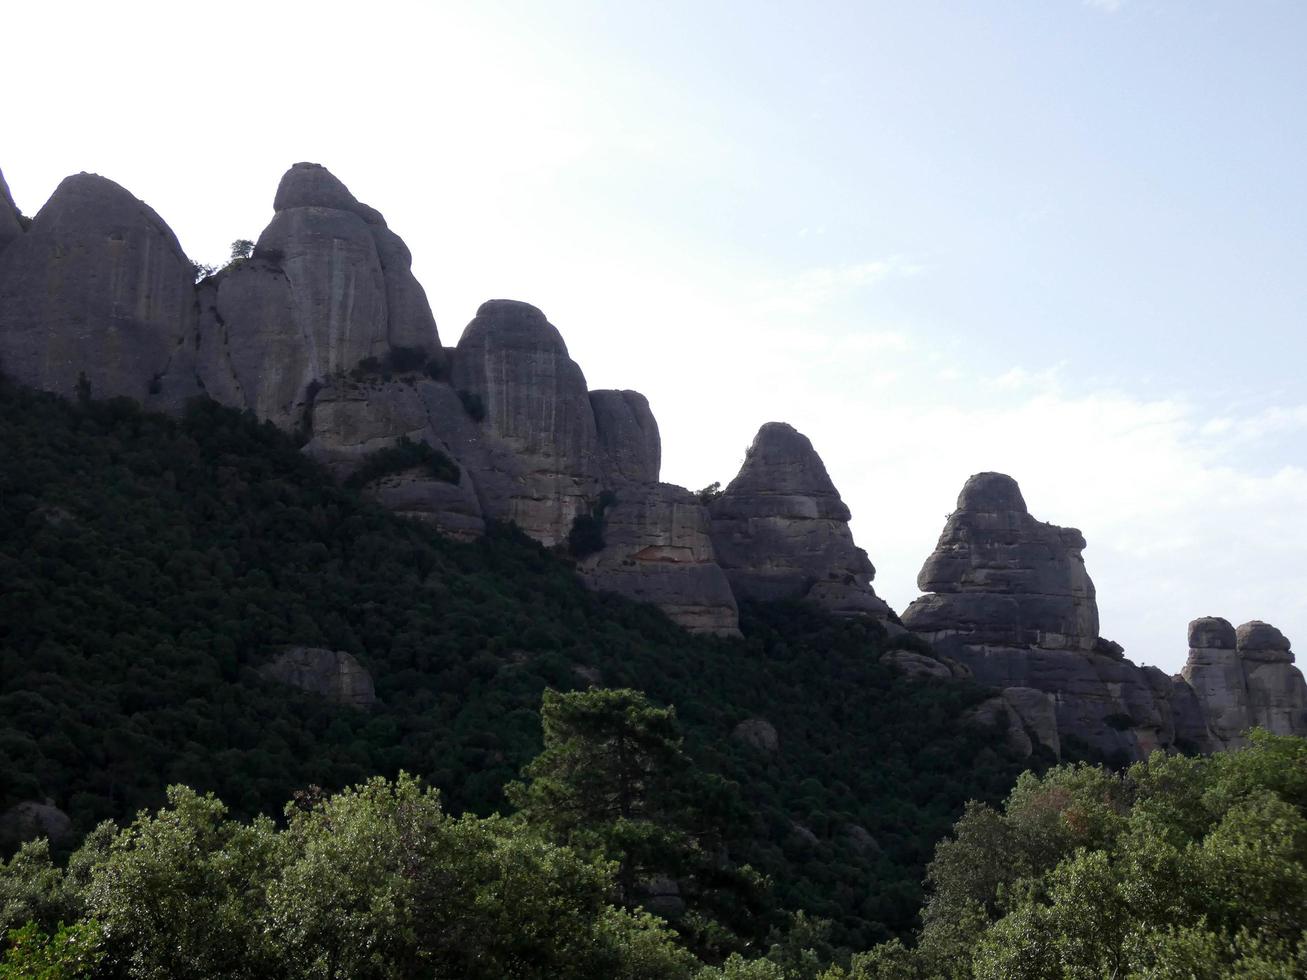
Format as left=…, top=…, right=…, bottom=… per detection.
left=1, top=162, right=1303, bottom=760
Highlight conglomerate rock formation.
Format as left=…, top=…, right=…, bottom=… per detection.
left=709, top=423, right=895, bottom=623
left=0, top=173, right=196, bottom=408
left=3, top=159, right=1303, bottom=750
left=1182, top=618, right=1307, bottom=749
left=902, top=472, right=1307, bottom=757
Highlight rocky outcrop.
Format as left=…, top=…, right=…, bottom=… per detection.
left=591, top=389, right=660, bottom=484
left=0, top=801, right=72, bottom=848
left=732, top=717, right=779, bottom=752
left=904, top=473, right=1097, bottom=652
left=968, top=687, right=1061, bottom=759
left=708, top=423, right=893, bottom=621
left=903, top=473, right=1188, bottom=759
left=0, top=167, right=22, bottom=253
left=1182, top=618, right=1307, bottom=749
left=451, top=300, right=599, bottom=545
left=304, top=377, right=485, bottom=540
left=577, top=482, right=739, bottom=635
left=0, top=173, right=196, bottom=407
left=258, top=647, right=376, bottom=708
left=192, top=162, right=441, bottom=428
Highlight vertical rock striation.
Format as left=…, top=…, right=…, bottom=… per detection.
left=450, top=299, right=600, bottom=545
left=708, top=423, right=894, bottom=621
left=0, top=173, right=196, bottom=407
left=1182, top=618, right=1307, bottom=749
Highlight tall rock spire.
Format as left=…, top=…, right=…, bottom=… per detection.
left=708, top=422, right=893, bottom=621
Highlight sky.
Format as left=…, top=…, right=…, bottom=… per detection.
left=4, top=0, right=1305, bottom=673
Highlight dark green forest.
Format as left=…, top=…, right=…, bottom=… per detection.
left=0, top=379, right=1026, bottom=952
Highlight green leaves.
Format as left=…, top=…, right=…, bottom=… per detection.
left=874, top=733, right=1307, bottom=979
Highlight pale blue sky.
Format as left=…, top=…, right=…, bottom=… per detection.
left=6, top=1, right=1305, bottom=671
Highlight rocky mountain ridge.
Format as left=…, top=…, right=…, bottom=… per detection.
left=1, top=161, right=1303, bottom=759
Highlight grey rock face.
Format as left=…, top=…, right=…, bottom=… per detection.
left=578, top=482, right=740, bottom=635
left=1001, top=687, right=1061, bottom=757
left=708, top=422, right=893, bottom=621
left=0, top=167, right=22, bottom=252
left=591, top=389, right=661, bottom=484
left=273, top=161, right=364, bottom=214
left=304, top=377, right=485, bottom=540
left=259, top=646, right=376, bottom=708
left=908, top=472, right=1098, bottom=652
left=194, top=260, right=306, bottom=428
left=192, top=162, right=442, bottom=425
left=451, top=300, right=600, bottom=545
left=0, top=173, right=196, bottom=406
left=370, top=223, right=441, bottom=357
left=275, top=162, right=440, bottom=356
left=257, top=205, right=390, bottom=373
left=1181, top=617, right=1248, bottom=747
left=903, top=472, right=1179, bottom=759
left=1184, top=618, right=1307, bottom=748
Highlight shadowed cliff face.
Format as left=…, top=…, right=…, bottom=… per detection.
left=0, top=173, right=196, bottom=407
left=0, top=168, right=22, bottom=253
left=709, top=422, right=894, bottom=622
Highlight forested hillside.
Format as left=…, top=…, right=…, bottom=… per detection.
left=0, top=380, right=1027, bottom=950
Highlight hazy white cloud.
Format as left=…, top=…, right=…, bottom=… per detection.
left=754, top=258, right=924, bottom=315
left=1084, top=0, right=1126, bottom=12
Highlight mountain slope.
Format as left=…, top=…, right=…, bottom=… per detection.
left=0, top=380, right=1028, bottom=947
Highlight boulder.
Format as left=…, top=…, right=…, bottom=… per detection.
left=578, top=482, right=739, bottom=635
left=969, top=696, right=1033, bottom=757
left=732, top=717, right=779, bottom=753
left=1000, top=686, right=1061, bottom=758
left=591, top=389, right=661, bottom=484
left=0, top=173, right=196, bottom=407
left=258, top=647, right=376, bottom=708
left=708, top=422, right=894, bottom=621
left=450, top=300, right=600, bottom=545
left=0, top=801, right=72, bottom=848
left=0, top=166, right=22, bottom=252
